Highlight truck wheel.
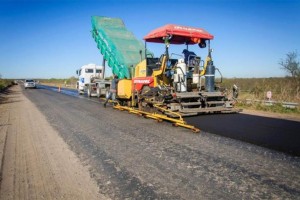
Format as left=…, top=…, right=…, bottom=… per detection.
left=87, top=87, right=91, bottom=97
left=105, top=87, right=110, bottom=99
left=96, top=87, right=101, bottom=98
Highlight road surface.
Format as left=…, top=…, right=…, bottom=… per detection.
left=0, top=85, right=299, bottom=199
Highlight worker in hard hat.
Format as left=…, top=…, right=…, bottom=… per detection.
left=182, top=49, right=196, bottom=65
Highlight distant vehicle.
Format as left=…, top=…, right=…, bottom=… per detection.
left=76, top=63, right=110, bottom=97
left=24, top=79, right=36, bottom=89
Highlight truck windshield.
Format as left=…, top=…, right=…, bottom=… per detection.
left=85, top=69, right=94, bottom=73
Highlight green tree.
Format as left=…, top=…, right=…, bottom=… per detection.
left=279, top=51, right=300, bottom=100
left=279, top=51, right=300, bottom=78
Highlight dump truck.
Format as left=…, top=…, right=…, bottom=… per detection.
left=91, top=16, right=239, bottom=117
left=76, top=63, right=110, bottom=97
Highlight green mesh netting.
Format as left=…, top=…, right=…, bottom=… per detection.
left=91, top=16, right=146, bottom=79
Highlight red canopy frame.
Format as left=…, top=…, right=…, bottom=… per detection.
left=143, top=24, right=214, bottom=44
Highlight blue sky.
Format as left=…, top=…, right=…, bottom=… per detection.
left=0, top=0, right=299, bottom=79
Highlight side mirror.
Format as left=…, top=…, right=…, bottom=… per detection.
left=76, top=70, right=78, bottom=75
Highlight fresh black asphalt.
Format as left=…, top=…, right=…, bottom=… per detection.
left=186, top=113, right=300, bottom=156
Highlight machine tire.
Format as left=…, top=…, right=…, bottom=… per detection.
left=87, top=87, right=91, bottom=97
left=96, top=87, right=101, bottom=98
left=105, top=87, right=110, bottom=99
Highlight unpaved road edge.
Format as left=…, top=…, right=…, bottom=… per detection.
left=0, top=85, right=108, bottom=200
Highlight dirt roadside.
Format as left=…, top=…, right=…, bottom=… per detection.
left=0, top=86, right=108, bottom=200
left=241, top=109, right=300, bottom=122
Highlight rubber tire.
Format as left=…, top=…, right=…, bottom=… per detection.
left=96, top=87, right=101, bottom=98
left=87, top=87, right=91, bottom=97
left=105, top=87, right=110, bottom=99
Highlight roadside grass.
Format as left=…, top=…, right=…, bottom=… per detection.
left=0, top=79, right=14, bottom=91
left=221, top=77, right=300, bottom=103
left=39, top=77, right=77, bottom=89
left=220, top=77, right=300, bottom=115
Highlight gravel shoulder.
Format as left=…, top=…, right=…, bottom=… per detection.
left=0, top=86, right=107, bottom=200
left=241, top=109, right=300, bottom=122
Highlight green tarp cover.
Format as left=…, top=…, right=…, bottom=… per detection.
left=91, top=16, right=146, bottom=79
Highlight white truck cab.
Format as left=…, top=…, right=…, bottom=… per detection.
left=76, top=63, right=110, bottom=97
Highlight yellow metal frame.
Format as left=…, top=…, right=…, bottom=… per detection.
left=113, top=103, right=200, bottom=133
left=102, top=53, right=201, bottom=132
left=199, top=55, right=211, bottom=76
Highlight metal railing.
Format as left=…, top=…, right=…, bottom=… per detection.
left=243, top=99, right=299, bottom=109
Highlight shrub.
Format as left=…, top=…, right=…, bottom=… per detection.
left=0, top=79, right=13, bottom=90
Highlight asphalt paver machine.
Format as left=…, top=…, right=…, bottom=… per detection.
left=92, top=16, right=239, bottom=131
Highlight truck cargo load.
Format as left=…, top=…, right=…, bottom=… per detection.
left=91, top=16, right=146, bottom=79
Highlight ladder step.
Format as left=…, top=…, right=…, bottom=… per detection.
left=181, top=102, right=201, bottom=106
left=206, top=101, right=225, bottom=105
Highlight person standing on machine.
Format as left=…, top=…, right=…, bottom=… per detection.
left=182, top=49, right=196, bottom=65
